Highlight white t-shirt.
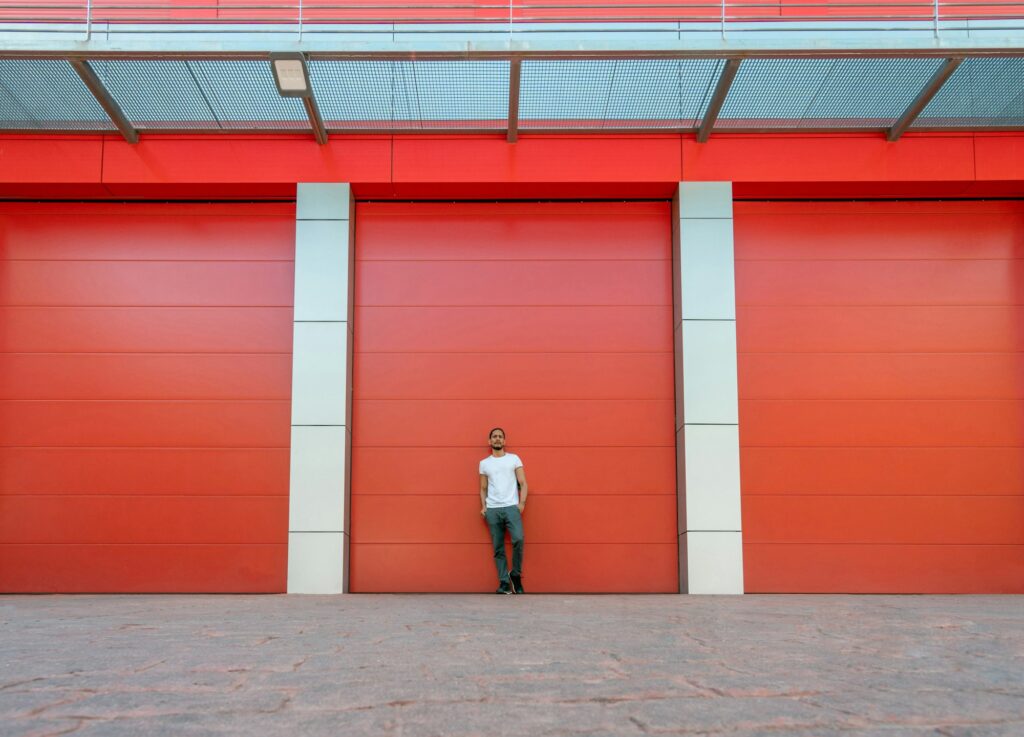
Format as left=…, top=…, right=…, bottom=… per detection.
left=479, top=453, right=523, bottom=508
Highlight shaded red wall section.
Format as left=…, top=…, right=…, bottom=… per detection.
left=735, top=200, right=1024, bottom=593
left=0, top=202, right=294, bottom=593
left=350, top=202, right=678, bottom=592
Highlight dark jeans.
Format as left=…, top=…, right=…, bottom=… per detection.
left=485, top=504, right=524, bottom=584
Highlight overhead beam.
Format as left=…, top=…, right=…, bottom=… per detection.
left=69, top=59, right=138, bottom=144
left=696, top=58, right=740, bottom=143
left=507, top=58, right=522, bottom=143
left=887, top=57, right=964, bottom=141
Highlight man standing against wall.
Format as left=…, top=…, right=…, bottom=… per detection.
left=479, top=427, right=528, bottom=594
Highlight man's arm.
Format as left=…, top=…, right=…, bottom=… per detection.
left=480, top=474, right=489, bottom=517
left=515, top=466, right=528, bottom=512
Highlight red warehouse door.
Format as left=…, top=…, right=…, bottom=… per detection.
left=0, top=203, right=294, bottom=593
left=351, top=202, right=678, bottom=592
left=735, top=200, right=1024, bottom=593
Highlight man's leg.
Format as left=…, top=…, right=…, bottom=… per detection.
left=508, top=505, right=525, bottom=592
left=485, top=507, right=510, bottom=589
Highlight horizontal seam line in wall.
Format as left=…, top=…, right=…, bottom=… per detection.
left=737, top=352, right=1024, bottom=354
left=741, top=445, right=1024, bottom=449
left=0, top=446, right=291, bottom=450
left=355, top=351, right=674, bottom=355
left=739, top=398, right=1024, bottom=402
left=352, top=445, right=675, bottom=449
left=734, top=257, right=1024, bottom=263
left=737, top=304, right=1024, bottom=308
left=742, top=493, right=1024, bottom=497
left=357, top=398, right=673, bottom=402
left=356, top=259, right=672, bottom=263
left=355, top=351, right=673, bottom=355
left=0, top=542, right=288, bottom=546
left=352, top=492, right=676, bottom=496
left=0, top=306, right=293, bottom=310
left=0, top=399, right=290, bottom=403
left=349, top=542, right=677, bottom=546
left=0, top=352, right=294, bottom=356
left=355, top=304, right=674, bottom=308
left=3, top=259, right=296, bottom=263
left=741, top=542, right=1024, bottom=546
left=4, top=305, right=295, bottom=309
left=1, top=493, right=288, bottom=497
left=289, top=530, right=345, bottom=534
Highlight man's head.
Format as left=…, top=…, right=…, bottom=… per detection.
left=488, top=427, right=506, bottom=451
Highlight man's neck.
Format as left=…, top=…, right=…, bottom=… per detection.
left=491, top=449, right=506, bottom=457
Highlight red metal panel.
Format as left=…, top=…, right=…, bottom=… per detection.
left=393, top=136, right=683, bottom=186
left=0, top=354, right=291, bottom=400
left=0, top=496, right=288, bottom=544
left=352, top=446, right=676, bottom=495
left=351, top=496, right=678, bottom=544
left=354, top=399, right=675, bottom=447
left=2, top=261, right=294, bottom=307
left=355, top=306, right=672, bottom=353
left=741, top=447, right=1024, bottom=496
left=0, top=545, right=286, bottom=594
left=736, top=306, right=1024, bottom=353
left=0, top=400, right=291, bottom=447
left=736, top=259, right=1024, bottom=307
left=356, top=260, right=671, bottom=306
left=743, top=496, right=1024, bottom=545
left=0, top=307, right=293, bottom=353
left=0, top=447, right=290, bottom=496
left=101, top=136, right=391, bottom=186
left=0, top=203, right=293, bottom=593
left=350, top=543, right=679, bottom=593
left=744, top=544, right=1024, bottom=594
left=356, top=353, right=673, bottom=400
left=682, top=134, right=976, bottom=183
left=739, top=353, right=1024, bottom=400
left=741, top=399, right=1023, bottom=447
left=351, top=202, right=677, bottom=592
left=736, top=201, right=1024, bottom=593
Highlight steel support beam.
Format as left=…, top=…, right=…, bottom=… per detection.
left=887, top=57, right=964, bottom=141
left=696, top=58, right=741, bottom=143
left=303, top=95, right=328, bottom=145
left=69, top=59, right=138, bottom=143
left=507, top=58, right=522, bottom=143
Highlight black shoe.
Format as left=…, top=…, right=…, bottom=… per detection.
left=495, top=581, right=513, bottom=595
left=510, top=574, right=524, bottom=594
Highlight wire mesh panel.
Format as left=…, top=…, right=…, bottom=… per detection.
left=94, top=59, right=309, bottom=130
left=717, top=57, right=946, bottom=129
left=0, top=59, right=113, bottom=131
left=914, top=57, right=1024, bottom=128
left=520, top=59, right=724, bottom=129
left=92, top=60, right=219, bottom=129
left=310, top=60, right=508, bottom=130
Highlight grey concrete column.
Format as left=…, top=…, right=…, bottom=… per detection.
left=673, top=182, right=744, bottom=595
left=287, top=183, right=354, bottom=594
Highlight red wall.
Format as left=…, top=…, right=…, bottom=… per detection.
left=349, top=202, right=679, bottom=592
left=735, top=200, right=1024, bottom=593
left=4, top=132, right=1024, bottom=201
left=0, top=203, right=294, bottom=592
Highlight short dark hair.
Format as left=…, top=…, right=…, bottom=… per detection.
left=488, top=427, right=505, bottom=439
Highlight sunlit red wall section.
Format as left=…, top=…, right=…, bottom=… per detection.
left=350, top=201, right=678, bottom=592
left=0, top=203, right=294, bottom=593
left=735, top=200, right=1024, bottom=593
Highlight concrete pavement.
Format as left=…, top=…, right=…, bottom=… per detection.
left=1, top=594, right=1022, bottom=736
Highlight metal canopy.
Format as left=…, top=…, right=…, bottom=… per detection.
left=2, top=53, right=1023, bottom=142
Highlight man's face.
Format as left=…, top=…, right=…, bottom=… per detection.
left=489, top=431, right=505, bottom=450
